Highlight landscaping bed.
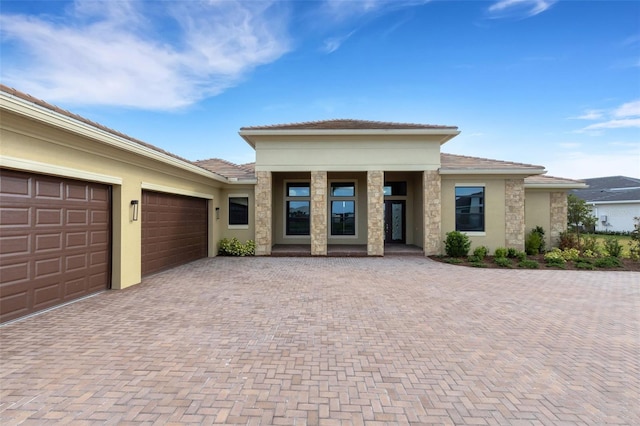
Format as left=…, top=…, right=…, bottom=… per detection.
left=430, top=254, right=640, bottom=272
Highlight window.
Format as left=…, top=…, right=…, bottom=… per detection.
left=229, top=196, right=249, bottom=226
left=286, top=182, right=310, bottom=236
left=384, top=182, right=407, bottom=196
left=330, top=182, right=356, bottom=236
left=455, top=186, right=485, bottom=232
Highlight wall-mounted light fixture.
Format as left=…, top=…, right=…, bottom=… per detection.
left=215, top=207, right=220, bottom=220
left=131, top=200, right=139, bottom=221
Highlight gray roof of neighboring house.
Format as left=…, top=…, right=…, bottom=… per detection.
left=240, top=119, right=458, bottom=130
left=571, top=176, right=640, bottom=203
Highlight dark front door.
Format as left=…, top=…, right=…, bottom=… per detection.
left=384, top=200, right=405, bottom=243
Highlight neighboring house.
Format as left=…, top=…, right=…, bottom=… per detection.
left=570, top=176, right=640, bottom=233
left=0, top=85, right=584, bottom=322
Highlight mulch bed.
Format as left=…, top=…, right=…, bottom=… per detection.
left=429, top=254, right=640, bottom=272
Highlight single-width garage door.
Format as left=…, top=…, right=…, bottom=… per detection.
left=0, top=169, right=111, bottom=323
left=141, top=190, right=208, bottom=276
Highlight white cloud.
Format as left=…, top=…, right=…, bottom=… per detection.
left=613, top=100, right=640, bottom=118
left=322, top=0, right=430, bottom=21
left=570, top=109, right=605, bottom=120
left=582, top=118, right=640, bottom=131
left=572, top=100, right=640, bottom=133
left=487, top=0, right=557, bottom=19
left=0, top=0, right=290, bottom=110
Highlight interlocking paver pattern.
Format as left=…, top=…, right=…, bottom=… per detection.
left=1, top=257, right=639, bottom=425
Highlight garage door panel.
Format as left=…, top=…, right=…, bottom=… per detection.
left=35, top=179, right=63, bottom=199
left=0, top=169, right=111, bottom=323
left=141, top=190, right=207, bottom=276
left=0, top=261, right=29, bottom=284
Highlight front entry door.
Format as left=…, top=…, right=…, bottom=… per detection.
left=384, top=200, right=405, bottom=243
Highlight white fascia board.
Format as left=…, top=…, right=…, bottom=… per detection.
left=1, top=156, right=123, bottom=185
left=588, top=200, right=640, bottom=205
left=440, top=168, right=546, bottom=176
left=1, top=92, right=228, bottom=184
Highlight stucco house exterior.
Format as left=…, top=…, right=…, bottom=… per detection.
left=570, top=176, right=640, bottom=233
left=0, top=85, right=584, bottom=322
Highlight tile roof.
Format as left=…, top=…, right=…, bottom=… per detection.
left=524, top=175, right=586, bottom=186
left=440, top=153, right=544, bottom=171
left=194, top=158, right=256, bottom=180
left=241, top=119, right=458, bottom=131
left=1, top=84, right=235, bottom=180
left=579, top=176, right=640, bottom=190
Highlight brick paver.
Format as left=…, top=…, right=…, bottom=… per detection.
left=1, top=257, right=638, bottom=425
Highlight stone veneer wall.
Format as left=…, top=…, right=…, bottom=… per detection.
left=255, top=171, right=272, bottom=256
left=549, top=191, right=568, bottom=247
left=423, top=171, right=441, bottom=255
left=505, top=179, right=525, bottom=249
left=311, top=171, right=327, bottom=256
left=367, top=171, right=384, bottom=256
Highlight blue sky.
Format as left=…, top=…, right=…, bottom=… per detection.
left=2, top=0, right=639, bottom=179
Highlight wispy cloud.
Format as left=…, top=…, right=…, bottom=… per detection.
left=321, top=0, right=430, bottom=22
left=572, top=100, right=640, bottom=132
left=487, top=0, right=558, bottom=19
left=0, top=0, right=290, bottom=110
left=322, top=30, right=356, bottom=53
left=545, top=144, right=640, bottom=179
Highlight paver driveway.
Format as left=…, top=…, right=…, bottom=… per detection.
left=1, top=257, right=639, bottom=425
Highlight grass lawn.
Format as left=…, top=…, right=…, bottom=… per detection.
left=587, top=234, right=632, bottom=257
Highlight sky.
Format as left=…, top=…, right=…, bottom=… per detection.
left=1, top=0, right=639, bottom=179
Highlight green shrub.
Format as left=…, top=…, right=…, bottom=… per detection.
left=444, top=257, right=463, bottom=264
left=603, top=237, right=623, bottom=258
left=581, top=249, right=598, bottom=258
left=630, top=217, right=640, bottom=261
left=218, top=238, right=256, bottom=256
left=525, top=227, right=546, bottom=255
left=469, top=260, right=487, bottom=268
left=575, top=261, right=595, bottom=270
left=494, top=257, right=512, bottom=268
left=473, top=245, right=489, bottom=259
left=560, top=248, right=580, bottom=261
left=467, top=255, right=481, bottom=263
left=515, top=250, right=527, bottom=261
left=506, top=247, right=519, bottom=258
left=494, top=247, right=508, bottom=258
left=594, top=256, right=622, bottom=268
left=582, top=235, right=599, bottom=253
left=544, top=250, right=566, bottom=267
left=518, top=259, right=539, bottom=269
left=444, top=231, right=471, bottom=257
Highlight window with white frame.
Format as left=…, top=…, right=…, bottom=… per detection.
left=286, top=182, right=310, bottom=236
left=455, top=186, right=485, bottom=232
left=228, top=195, right=249, bottom=227
left=330, top=182, right=356, bottom=236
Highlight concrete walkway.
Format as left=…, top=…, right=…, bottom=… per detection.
left=1, top=257, right=638, bottom=425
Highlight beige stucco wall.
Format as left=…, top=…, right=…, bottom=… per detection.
left=218, top=186, right=256, bottom=245
left=525, top=190, right=552, bottom=248
left=254, top=135, right=443, bottom=172
left=1, top=109, right=226, bottom=290
left=441, top=176, right=508, bottom=253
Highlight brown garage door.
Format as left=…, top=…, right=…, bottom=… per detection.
left=141, top=190, right=208, bottom=276
left=0, top=169, right=111, bottom=323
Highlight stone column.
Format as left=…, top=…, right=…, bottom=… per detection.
left=505, top=179, right=525, bottom=249
left=367, top=170, right=384, bottom=256
left=549, top=191, right=568, bottom=248
left=423, top=171, right=442, bottom=255
left=311, top=171, right=327, bottom=256
left=255, top=171, right=272, bottom=256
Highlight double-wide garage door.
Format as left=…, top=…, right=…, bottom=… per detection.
left=0, top=169, right=111, bottom=323
left=141, top=190, right=208, bottom=276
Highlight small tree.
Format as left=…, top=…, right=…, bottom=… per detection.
left=567, top=194, right=596, bottom=250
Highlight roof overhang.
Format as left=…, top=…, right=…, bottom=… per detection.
left=440, top=168, right=546, bottom=176
left=587, top=199, right=640, bottom=205
left=239, top=128, right=461, bottom=149
left=1, top=91, right=229, bottom=184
